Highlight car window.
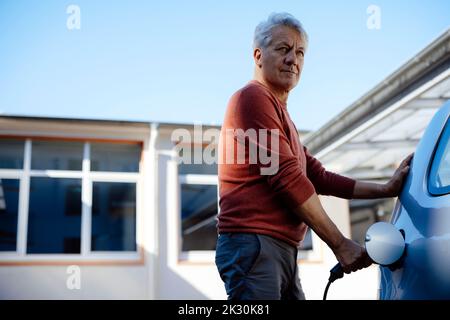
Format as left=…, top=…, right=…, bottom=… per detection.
left=429, top=118, right=450, bottom=195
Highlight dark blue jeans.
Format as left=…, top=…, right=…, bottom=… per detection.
left=215, top=232, right=305, bottom=300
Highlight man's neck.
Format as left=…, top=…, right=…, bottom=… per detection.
left=253, top=75, right=289, bottom=104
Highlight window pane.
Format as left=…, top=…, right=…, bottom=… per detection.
left=299, top=229, right=313, bottom=251
left=91, top=182, right=136, bottom=251
left=31, top=140, right=83, bottom=170
left=429, top=121, right=450, bottom=194
left=0, top=179, right=19, bottom=251
left=91, top=143, right=140, bottom=172
left=437, top=142, right=450, bottom=187
left=435, top=137, right=450, bottom=188
left=0, top=139, right=24, bottom=169
left=181, top=184, right=218, bottom=251
left=27, top=178, right=81, bottom=254
left=179, top=163, right=218, bottom=175
left=178, top=145, right=217, bottom=175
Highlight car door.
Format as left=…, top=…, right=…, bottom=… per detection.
left=380, top=101, right=450, bottom=299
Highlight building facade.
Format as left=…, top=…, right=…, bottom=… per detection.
left=0, top=117, right=377, bottom=299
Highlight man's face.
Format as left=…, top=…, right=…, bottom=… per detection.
left=255, top=25, right=305, bottom=93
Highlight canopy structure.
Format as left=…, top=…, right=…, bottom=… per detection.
left=304, top=28, right=450, bottom=183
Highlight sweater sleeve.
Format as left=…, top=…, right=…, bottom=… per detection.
left=231, top=86, right=316, bottom=210
left=303, top=146, right=356, bottom=199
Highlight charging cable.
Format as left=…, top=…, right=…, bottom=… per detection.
left=323, top=263, right=344, bottom=300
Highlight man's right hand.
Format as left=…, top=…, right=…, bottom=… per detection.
left=333, top=238, right=373, bottom=274
left=294, top=193, right=373, bottom=273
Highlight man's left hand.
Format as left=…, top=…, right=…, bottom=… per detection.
left=383, top=153, right=414, bottom=197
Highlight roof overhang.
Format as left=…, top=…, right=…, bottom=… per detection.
left=303, top=28, right=450, bottom=181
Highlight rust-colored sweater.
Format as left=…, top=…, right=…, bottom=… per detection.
left=217, top=80, right=356, bottom=247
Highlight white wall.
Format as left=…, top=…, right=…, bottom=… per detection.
left=153, top=136, right=379, bottom=300
left=299, top=196, right=379, bottom=300
left=0, top=265, right=149, bottom=299
left=0, top=124, right=380, bottom=300
left=154, top=147, right=226, bottom=299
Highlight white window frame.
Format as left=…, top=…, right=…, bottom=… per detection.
left=178, top=173, right=218, bottom=262
left=176, top=173, right=324, bottom=263
left=0, top=139, right=142, bottom=263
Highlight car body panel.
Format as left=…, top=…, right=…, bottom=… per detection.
left=380, top=101, right=450, bottom=299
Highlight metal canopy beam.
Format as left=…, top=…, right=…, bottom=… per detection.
left=339, top=139, right=420, bottom=151
left=404, top=98, right=447, bottom=109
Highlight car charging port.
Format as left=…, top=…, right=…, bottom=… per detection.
left=388, top=229, right=406, bottom=271
left=323, top=223, right=407, bottom=300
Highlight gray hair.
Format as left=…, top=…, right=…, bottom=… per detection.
left=253, top=12, right=308, bottom=49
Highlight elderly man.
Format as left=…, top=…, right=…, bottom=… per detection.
left=215, top=12, right=412, bottom=300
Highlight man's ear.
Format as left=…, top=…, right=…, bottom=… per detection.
left=253, top=48, right=262, bottom=67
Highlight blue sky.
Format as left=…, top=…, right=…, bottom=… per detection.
left=0, top=0, right=449, bottom=131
